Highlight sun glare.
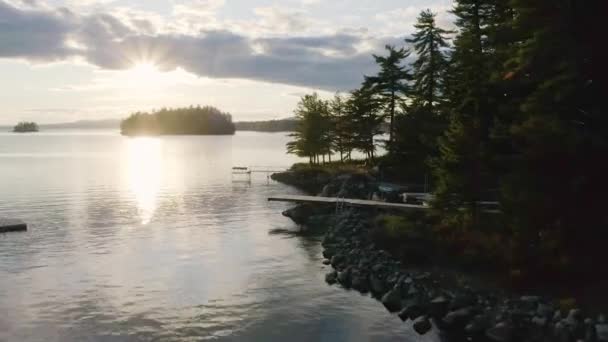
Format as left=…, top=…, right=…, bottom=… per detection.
left=129, top=62, right=161, bottom=83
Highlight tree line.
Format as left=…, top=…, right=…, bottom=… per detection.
left=288, top=1, right=604, bottom=276
left=120, top=106, right=236, bottom=136
left=12, top=121, right=39, bottom=133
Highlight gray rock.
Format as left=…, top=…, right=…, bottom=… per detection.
left=330, top=254, right=344, bottom=268
left=537, top=303, right=552, bottom=318
left=485, top=321, right=513, bottom=342
left=413, top=316, right=432, bottom=335
left=325, top=271, right=337, bottom=285
left=337, top=268, right=351, bottom=288
left=466, top=314, right=492, bottom=335
left=399, top=302, right=425, bottom=321
left=567, top=309, right=582, bottom=323
left=586, top=321, right=598, bottom=342
left=596, top=323, right=608, bottom=341
left=443, top=307, right=475, bottom=330
left=553, top=310, right=563, bottom=322
left=369, top=274, right=386, bottom=297
left=429, top=296, right=449, bottom=319
left=381, top=287, right=402, bottom=312
left=351, top=274, right=369, bottom=293
left=407, top=285, right=420, bottom=298
left=554, top=321, right=572, bottom=342
left=371, top=263, right=384, bottom=275
left=532, top=316, right=548, bottom=327
left=450, top=294, right=475, bottom=310
left=322, top=259, right=331, bottom=265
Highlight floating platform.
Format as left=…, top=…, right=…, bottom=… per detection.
left=268, top=195, right=429, bottom=211
left=0, top=218, right=27, bottom=233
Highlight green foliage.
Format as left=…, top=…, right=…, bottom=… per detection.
left=498, top=0, right=607, bottom=274
left=406, top=9, right=452, bottom=112
left=287, top=93, right=332, bottom=163
left=389, top=9, right=451, bottom=180
left=120, top=106, right=235, bottom=136
left=364, top=45, right=412, bottom=145
left=344, top=86, right=385, bottom=160
left=432, top=0, right=508, bottom=219
left=283, top=0, right=605, bottom=278
left=12, top=121, right=39, bottom=133
left=235, top=119, right=297, bottom=132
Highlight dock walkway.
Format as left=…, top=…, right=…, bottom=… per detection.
left=268, top=195, right=428, bottom=211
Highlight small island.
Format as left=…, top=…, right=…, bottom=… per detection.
left=120, top=106, right=236, bottom=136
left=13, top=121, right=39, bottom=133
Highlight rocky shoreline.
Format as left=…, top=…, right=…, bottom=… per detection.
left=272, top=170, right=608, bottom=342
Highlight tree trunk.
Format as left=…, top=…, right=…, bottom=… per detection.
left=389, top=90, right=396, bottom=147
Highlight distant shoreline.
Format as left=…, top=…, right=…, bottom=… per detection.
left=1, top=118, right=298, bottom=133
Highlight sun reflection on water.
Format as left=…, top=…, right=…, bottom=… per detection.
left=127, top=137, right=162, bottom=224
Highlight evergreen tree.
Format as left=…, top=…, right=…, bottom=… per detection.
left=329, top=93, right=353, bottom=162
left=345, top=85, right=384, bottom=161
left=389, top=9, right=452, bottom=181
left=406, top=9, right=452, bottom=112
left=364, top=45, right=412, bottom=147
left=500, top=0, right=606, bottom=272
left=286, top=93, right=331, bottom=164
left=432, top=0, right=508, bottom=221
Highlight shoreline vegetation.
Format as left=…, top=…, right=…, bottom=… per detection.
left=271, top=165, right=608, bottom=341
left=270, top=2, right=603, bottom=340
left=120, top=106, right=236, bottom=136
left=235, top=118, right=298, bottom=132
left=279, top=5, right=604, bottom=283
left=12, top=121, right=39, bottom=133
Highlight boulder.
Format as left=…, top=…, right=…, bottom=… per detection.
left=465, top=314, right=492, bottom=336
left=429, top=296, right=450, bottom=319
left=442, top=307, right=475, bottom=330
left=449, top=294, right=476, bottom=311
left=596, top=323, right=608, bottom=341
left=381, top=287, right=403, bottom=312
left=337, top=268, right=352, bottom=288
left=413, top=316, right=432, bottom=335
left=325, top=271, right=337, bottom=285
left=399, top=302, right=426, bottom=321
left=351, top=273, right=369, bottom=293
left=369, top=274, right=387, bottom=297
left=485, top=321, right=513, bottom=342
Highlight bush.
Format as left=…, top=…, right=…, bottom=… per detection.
left=370, top=214, right=433, bottom=263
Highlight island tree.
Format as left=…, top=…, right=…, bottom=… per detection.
left=13, top=121, right=39, bottom=133
left=120, top=106, right=235, bottom=136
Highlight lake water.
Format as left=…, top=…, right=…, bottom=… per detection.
left=0, top=130, right=432, bottom=341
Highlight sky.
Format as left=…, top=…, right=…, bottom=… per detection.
left=0, top=0, right=455, bottom=124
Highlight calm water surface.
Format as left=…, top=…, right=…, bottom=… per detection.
left=0, top=130, right=433, bottom=341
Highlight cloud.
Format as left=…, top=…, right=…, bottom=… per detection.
left=0, top=0, right=451, bottom=91
left=0, top=1, right=76, bottom=60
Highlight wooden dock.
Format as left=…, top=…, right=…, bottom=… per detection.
left=268, top=195, right=428, bottom=211
left=0, top=218, right=27, bottom=233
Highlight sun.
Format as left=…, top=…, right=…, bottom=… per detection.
left=129, top=62, right=161, bottom=82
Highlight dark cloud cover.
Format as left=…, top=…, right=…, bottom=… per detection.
left=0, top=1, right=407, bottom=90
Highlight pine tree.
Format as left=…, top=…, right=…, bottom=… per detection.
left=406, top=9, right=452, bottom=112
left=364, top=45, right=412, bottom=148
left=287, top=93, right=331, bottom=164
left=345, top=85, right=384, bottom=161
left=500, top=0, right=606, bottom=271
left=432, top=0, right=510, bottom=222
left=329, top=93, right=352, bottom=162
